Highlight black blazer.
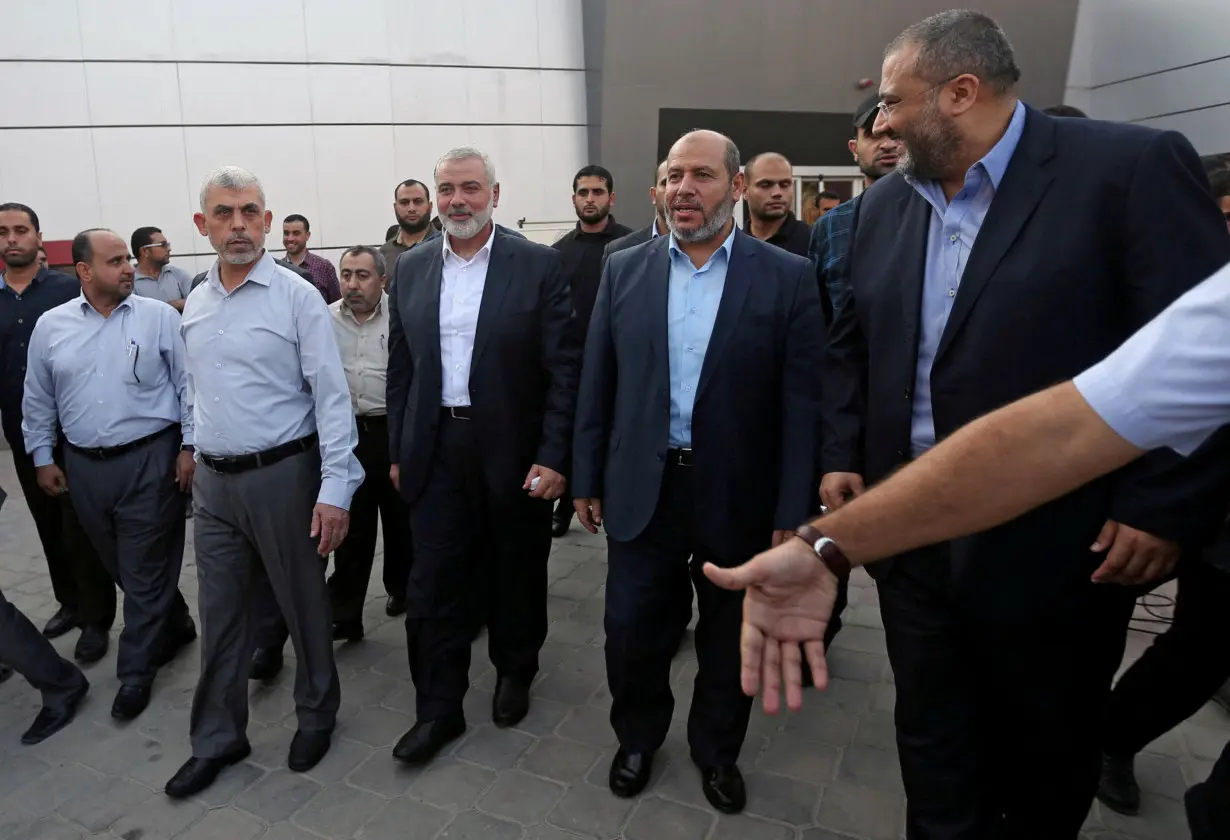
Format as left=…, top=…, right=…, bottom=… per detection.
left=823, top=105, right=1230, bottom=592
left=573, top=229, right=825, bottom=561
left=386, top=225, right=581, bottom=504
left=602, top=224, right=657, bottom=263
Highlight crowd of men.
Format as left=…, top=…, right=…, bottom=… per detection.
left=1, top=8, right=1230, bottom=838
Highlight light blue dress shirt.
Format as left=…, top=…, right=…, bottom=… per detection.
left=22, top=293, right=192, bottom=467
left=907, top=100, right=1027, bottom=457
left=666, top=226, right=736, bottom=448
left=180, top=252, right=363, bottom=510
left=1075, top=259, right=1230, bottom=457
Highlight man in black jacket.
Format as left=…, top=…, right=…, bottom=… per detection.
left=386, top=146, right=580, bottom=765
left=604, top=160, right=669, bottom=262
left=550, top=165, right=631, bottom=536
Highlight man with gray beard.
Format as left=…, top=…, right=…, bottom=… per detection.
left=386, top=146, right=580, bottom=765
left=572, top=129, right=824, bottom=811
left=165, top=166, right=363, bottom=798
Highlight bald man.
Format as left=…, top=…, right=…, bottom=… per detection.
left=742, top=152, right=810, bottom=257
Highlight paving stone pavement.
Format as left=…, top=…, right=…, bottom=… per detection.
left=0, top=455, right=1226, bottom=839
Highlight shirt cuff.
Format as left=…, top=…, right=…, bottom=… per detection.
left=1073, top=368, right=1158, bottom=451
left=32, top=446, right=54, bottom=468
left=316, top=477, right=354, bottom=511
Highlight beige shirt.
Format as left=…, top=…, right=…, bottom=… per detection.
left=329, top=292, right=389, bottom=416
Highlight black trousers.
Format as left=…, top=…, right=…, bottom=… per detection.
left=605, top=462, right=752, bottom=768
left=406, top=412, right=551, bottom=720
left=10, top=444, right=116, bottom=628
left=879, top=544, right=1135, bottom=840
left=327, top=416, right=412, bottom=621
left=1104, top=560, right=1230, bottom=758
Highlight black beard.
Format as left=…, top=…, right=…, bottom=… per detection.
left=577, top=206, right=610, bottom=224
left=753, top=206, right=788, bottom=222
left=398, top=216, right=430, bottom=234
left=3, top=248, right=36, bottom=268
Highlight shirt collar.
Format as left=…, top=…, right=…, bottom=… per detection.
left=667, top=223, right=737, bottom=269
left=442, top=224, right=495, bottom=264
left=905, top=99, right=1026, bottom=195
left=0, top=265, right=50, bottom=291
left=340, top=291, right=387, bottom=322
left=76, top=291, right=135, bottom=316
left=651, top=219, right=665, bottom=239
left=207, top=250, right=276, bottom=290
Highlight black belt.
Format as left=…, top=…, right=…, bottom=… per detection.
left=441, top=406, right=473, bottom=420
left=67, top=424, right=178, bottom=461
left=666, top=447, right=694, bottom=467
left=355, top=414, right=387, bottom=434
left=200, top=434, right=317, bottom=475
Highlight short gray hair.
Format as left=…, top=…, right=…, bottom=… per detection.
left=887, top=9, right=1020, bottom=95
left=199, top=166, right=266, bottom=212
left=340, top=245, right=386, bottom=277
left=433, top=146, right=497, bottom=187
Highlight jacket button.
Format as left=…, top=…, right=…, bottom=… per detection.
left=904, top=388, right=911, bottom=399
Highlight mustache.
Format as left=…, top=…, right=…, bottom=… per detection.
left=670, top=201, right=703, bottom=211
left=225, top=234, right=255, bottom=246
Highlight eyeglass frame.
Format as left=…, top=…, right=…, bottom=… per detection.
left=877, top=74, right=965, bottom=119
left=141, top=240, right=171, bottom=251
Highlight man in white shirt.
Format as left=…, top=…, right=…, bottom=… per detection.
left=131, top=227, right=193, bottom=312
left=326, top=246, right=411, bottom=638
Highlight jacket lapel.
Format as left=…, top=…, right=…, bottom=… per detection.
left=935, top=108, right=1057, bottom=363
left=470, top=227, right=512, bottom=371
left=420, top=243, right=444, bottom=393
left=696, top=230, right=752, bottom=399
left=644, top=236, right=670, bottom=371
left=896, top=193, right=931, bottom=370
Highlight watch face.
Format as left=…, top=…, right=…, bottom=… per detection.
left=813, top=538, right=828, bottom=555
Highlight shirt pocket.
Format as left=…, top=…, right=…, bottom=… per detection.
left=121, top=342, right=163, bottom=388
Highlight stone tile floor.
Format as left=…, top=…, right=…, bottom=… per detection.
left=0, top=455, right=1225, bottom=839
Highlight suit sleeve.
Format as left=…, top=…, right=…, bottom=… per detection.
left=572, top=258, right=617, bottom=499
left=1107, top=129, right=1230, bottom=545
left=819, top=208, right=868, bottom=476
left=535, top=251, right=582, bottom=474
left=386, top=260, right=412, bottom=463
left=774, top=260, right=826, bottom=529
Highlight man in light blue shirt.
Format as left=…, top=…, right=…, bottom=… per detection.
left=131, top=226, right=194, bottom=312
left=23, top=229, right=197, bottom=723
left=166, top=166, right=363, bottom=799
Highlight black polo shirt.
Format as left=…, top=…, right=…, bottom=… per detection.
left=552, top=216, right=633, bottom=340
left=0, top=268, right=81, bottom=446
left=743, top=211, right=811, bottom=259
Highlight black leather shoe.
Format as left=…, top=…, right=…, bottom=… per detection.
left=111, top=685, right=152, bottom=721
left=385, top=595, right=407, bottom=617
left=1096, top=753, right=1141, bottom=816
left=701, top=764, right=747, bottom=814
left=492, top=677, right=531, bottom=728
left=331, top=620, right=364, bottom=643
left=164, top=744, right=252, bottom=799
left=42, top=605, right=79, bottom=639
left=0, top=665, right=12, bottom=684
left=288, top=727, right=333, bottom=772
left=392, top=713, right=466, bottom=765
left=153, top=616, right=197, bottom=668
left=74, top=625, right=109, bottom=665
left=21, top=678, right=88, bottom=745
left=249, top=647, right=284, bottom=681
left=551, top=512, right=572, bottom=538
left=609, top=749, right=653, bottom=798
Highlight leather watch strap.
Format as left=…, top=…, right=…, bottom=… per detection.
left=795, top=523, right=852, bottom=578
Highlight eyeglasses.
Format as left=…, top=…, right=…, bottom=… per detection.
left=142, top=241, right=171, bottom=251
left=877, top=75, right=962, bottom=119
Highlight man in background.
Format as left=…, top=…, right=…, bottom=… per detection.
left=550, top=165, right=631, bottom=536
left=742, top=153, right=809, bottom=257
left=1214, top=168, right=1230, bottom=231
left=36, top=247, right=47, bottom=269
left=282, top=214, right=340, bottom=304
left=132, top=226, right=193, bottom=312
left=380, top=179, right=439, bottom=271
left=604, top=160, right=669, bottom=260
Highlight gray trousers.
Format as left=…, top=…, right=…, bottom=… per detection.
left=0, top=587, right=86, bottom=708
left=63, top=428, right=187, bottom=688
left=189, top=448, right=340, bottom=758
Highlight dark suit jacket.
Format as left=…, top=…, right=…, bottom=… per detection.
left=823, top=105, right=1230, bottom=595
left=602, top=223, right=657, bottom=263
left=386, top=225, right=581, bottom=504
left=573, top=229, right=825, bottom=561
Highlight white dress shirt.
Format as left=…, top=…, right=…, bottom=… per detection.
left=439, top=228, right=494, bottom=407
left=330, top=292, right=389, bottom=416
left=1074, top=259, right=1230, bottom=456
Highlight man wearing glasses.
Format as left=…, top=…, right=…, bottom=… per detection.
left=131, top=226, right=194, bottom=312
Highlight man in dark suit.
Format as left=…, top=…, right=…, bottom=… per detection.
left=386, top=146, right=580, bottom=765
left=603, top=160, right=669, bottom=262
left=573, top=130, right=824, bottom=813
left=821, top=11, right=1230, bottom=838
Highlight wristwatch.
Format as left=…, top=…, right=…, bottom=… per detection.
left=795, top=523, right=852, bottom=578
left=181, top=444, right=196, bottom=453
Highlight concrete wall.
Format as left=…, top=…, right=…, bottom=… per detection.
left=593, top=0, right=1081, bottom=227
left=0, top=0, right=589, bottom=269
left=1065, top=0, right=1230, bottom=154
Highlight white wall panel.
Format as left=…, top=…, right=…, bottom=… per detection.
left=91, top=127, right=196, bottom=257
left=79, top=0, right=177, bottom=61
left=309, top=65, right=393, bottom=124
left=541, top=126, right=590, bottom=220
left=467, top=126, right=544, bottom=228
left=0, top=130, right=100, bottom=239
left=468, top=69, right=544, bottom=124
left=387, top=0, right=468, bottom=66
left=85, top=63, right=182, bottom=126
left=389, top=67, right=471, bottom=124
left=536, top=0, right=587, bottom=69
left=170, top=0, right=308, bottom=63
left=394, top=125, right=467, bottom=187
left=0, top=63, right=90, bottom=128
left=1138, top=105, right=1230, bottom=156
left=1091, top=57, right=1230, bottom=124
left=464, top=1, right=543, bottom=69
left=178, top=64, right=312, bottom=125
left=539, top=71, right=587, bottom=124
left=0, top=0, right=81, bottom=61
left=305, top=0, right=390, bottom=64
left=313, top=126, right=396, bottom=247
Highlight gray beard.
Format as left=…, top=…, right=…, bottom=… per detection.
left=442, top=204, right=493, bottom=240
left=669, top=197, right=734, bottom=243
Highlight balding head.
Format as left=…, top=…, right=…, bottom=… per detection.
left=73, top=228, right=135, bottom=306
left=744, top=153, right=795, bottom=225
left=745, top=152, right=792, bottom=182
left=669, top=130, right=741, bottom=179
